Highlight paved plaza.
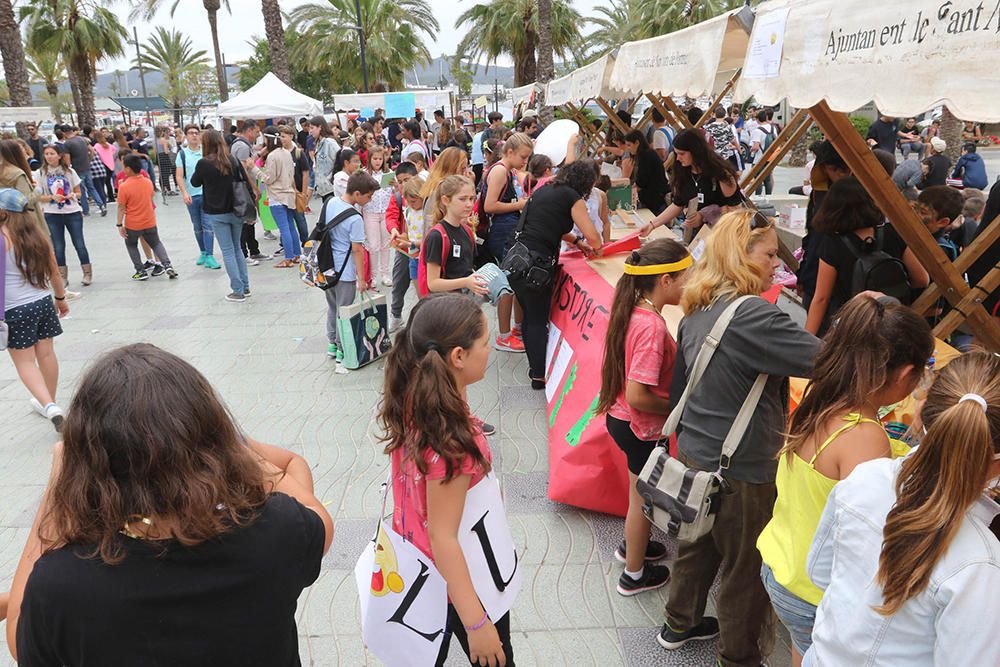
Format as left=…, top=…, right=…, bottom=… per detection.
left=0, top=168, right=841, bottom=666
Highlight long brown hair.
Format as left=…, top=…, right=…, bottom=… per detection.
left=876, top=352, right=1000, bottom=614
left=431, top=175, right=474, bottom=226
left=0, top=208, right=52, bottom=289
left=379, top=294, right=490, bottom=481
left=41, top=344, right=268, bottom=564
left=0, top=139, right=31, bottom=179
left=420, top=146, right=468, bottom=199
left=201, top=129, right=231, bottom=175
left=597, top=238, right=690, bottom=415
left=783, top=297, right=932, bottom=460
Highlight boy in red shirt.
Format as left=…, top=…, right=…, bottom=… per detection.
left=116, top=154, right=177, bottom=281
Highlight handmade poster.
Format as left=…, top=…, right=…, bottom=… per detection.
left=384, top=93, right=416, bottom=119
left=458, top=473, right=522, bottom=622
left=354, top=523, right=448, bottom=667
left=744, top=7, right=791, bottom=79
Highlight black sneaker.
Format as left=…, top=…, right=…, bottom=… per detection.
left=657, top=617, right=720, bottom=650
left=249, top=253, right=268, bottom=261
left=150, top=264, right=165, bottom=277
left=225, top=292, right=246, bottom=302
left=166, top=267, right=178, bottom=279
left=131, top=269, right=149, bottom=281
left=615, top=539, right=668, bottom=564
left=243, top=288, right=252, bottom=297
left=479, top=421, right=496, bottom=436
left=616, top=564, right=670, bottom=596
left=273, top=247, right=285, bottom=257
left=142, top=260, right=155, bottom=272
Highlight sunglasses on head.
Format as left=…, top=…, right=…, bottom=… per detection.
left=750, top=210, right=771, bottom=230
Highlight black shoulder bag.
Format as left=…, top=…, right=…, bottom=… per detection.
left=499, top=196, right=557, bottom=290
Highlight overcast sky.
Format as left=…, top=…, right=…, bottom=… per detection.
left=102, top=0, right=606, bottom=74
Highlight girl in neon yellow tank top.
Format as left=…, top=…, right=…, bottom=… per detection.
left=757, top=296, right=933, bottom=666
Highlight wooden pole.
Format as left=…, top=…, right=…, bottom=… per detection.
left=911, top=212, right=1000, bottom=316
left=695, top=68, right=742, bottom=128
left=595, top=98, right=632, bottom=135
left=933, top=264, right=1000, bottom=339
left=661, top=96, right=694, bottom=130
left=741, top=110, right=813, bottom=194
left=809, top=100, right=1000, bottom=350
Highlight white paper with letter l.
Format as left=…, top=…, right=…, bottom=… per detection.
left=458, top=472, right=523, bottom=621
left=354, top=522, right=448, bottom=666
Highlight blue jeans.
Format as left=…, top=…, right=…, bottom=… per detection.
left=79, top=173, right=105, bottom=214
left=486, top=213, right=520, bottom=261
left=206, top=212, right=249, bottom=294
left=185, top=195, right=214, bottom=255
left=761, top=562, right=816, bottom=655
left=270, top=203, right=301, bottom=259
left=44, top=211, right=90, bottom=265
left=292, top=209, right=309, bottom=244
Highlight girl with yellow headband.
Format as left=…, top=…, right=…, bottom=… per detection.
left=597, top=237, right=692, bottom=596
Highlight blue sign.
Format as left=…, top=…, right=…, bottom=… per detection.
left=384, top=93, right=416, bottom=120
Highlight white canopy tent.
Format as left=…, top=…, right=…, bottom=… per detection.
left=509, top=83, right=539, bottom=108
left=609, top=9, right=751, bottom=98
left=545, top=53, right=619, bottom=107
left=216, top=72, right=323, bottom=118
left=330, top=90, right=452, bottom=113
left=735, top=0, right=1000, bottom=122
left=0, top=106, right=54, bottom=123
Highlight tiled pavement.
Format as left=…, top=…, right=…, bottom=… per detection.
left=0, top=188, right=793, bottom=666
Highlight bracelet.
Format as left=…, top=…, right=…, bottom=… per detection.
left=116, top=224, right=123, bottom=227
left=53, top=295, right=65, bottom=301
left=464, top=611, right=489, bottom=632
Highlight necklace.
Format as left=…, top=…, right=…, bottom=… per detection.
left=641, top=297, right=657, bottom=308
left=120, top=515, right=153, bottom=540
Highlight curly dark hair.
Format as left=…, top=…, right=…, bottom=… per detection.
left=550, top=159, right=598, bottom=197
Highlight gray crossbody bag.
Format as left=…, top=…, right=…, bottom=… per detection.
left=636, top=295, right=768, bottom=543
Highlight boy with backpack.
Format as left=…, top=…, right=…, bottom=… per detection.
left=315, top=171, right=378, bottom=373
left=750, top=109, right=778, bottom=195
left=383, top=162, right=419, bottom=332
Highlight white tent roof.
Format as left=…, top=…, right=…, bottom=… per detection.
left=216, top=72, right=323, bottom=118
left=545, top=53, right=619, bottom=106
left=735, top=0, right=1000, bottom=122
left=331, top=90, right=452, bottom=112
left=609, top=10, right=750, bottom=98
left=509, top=83, right=539, bottom=108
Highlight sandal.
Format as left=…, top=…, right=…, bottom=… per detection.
left=273, top=259, right=297, bottom=268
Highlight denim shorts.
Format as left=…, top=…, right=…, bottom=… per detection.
left=4, top=296, right=62, bottom=349
left=761, top=561, right=816, bottom=655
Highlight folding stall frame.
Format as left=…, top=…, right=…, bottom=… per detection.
left=738, top=0, right=1000, bottom=348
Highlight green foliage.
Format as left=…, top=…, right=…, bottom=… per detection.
left=239, top=32, right=342, bottom=101
left=449, top=55, right=474, bottom=97
left=134, top=27, right=209, bottom=111
left=849, top=115, right=872, bottom=139
left=288, top=0, right=438, bottom=93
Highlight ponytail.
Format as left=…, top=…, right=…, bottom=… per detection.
left=596, top=238, right=690, bottom=415
left=876, top=352, right=1000, bottom=614
left=379, top=293, right=490, bottom=480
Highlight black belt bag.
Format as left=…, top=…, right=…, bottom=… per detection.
left=500, top=240, right=555, bottom=290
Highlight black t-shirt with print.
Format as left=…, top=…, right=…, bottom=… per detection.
left=16, top=493, right=325, bottom=667
left=424, top=222, right=475, bottom=280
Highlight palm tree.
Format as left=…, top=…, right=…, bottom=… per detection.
left=129, top=0, right=231, bottom=102
left=635, top=0, right=745, bottom=37
left=586, top=0, right=645, bottom=58
left=22, top=0, right=126, bottom=127
left=455, top=0, right=583, bottom=87
left=134, top=27, right=208, bottom=123
left=26, top=46, right=67, bottom=119
left=536, top=0, right=554, bottom=123
left=289, top=0, right=438, bottom=92
left=261, top=0, right=291, bottom=85
left=0, top=0, right=34, bottom=111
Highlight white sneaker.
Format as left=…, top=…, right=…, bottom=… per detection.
left=381, top=277, right=393, bottom=287
left=247, top=257, right=260, bottom=266
left=65, top=289, right=81, bottom=301
left=388, top=315, right=402, bottom=333
left=42, top=403, right=64, bottom=431
left=334, top=361, right=350, bottom=375
left=29, top=397, right=46, bottom=417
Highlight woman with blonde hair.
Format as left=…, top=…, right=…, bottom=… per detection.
left=803, top=351, right=1000, bottom=666
left=656, top=209, right=820, bottom=665
left=418, top=146, right=469, bottom=237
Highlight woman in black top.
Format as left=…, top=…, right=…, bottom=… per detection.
left=510, top=160, right=604, bottom=389
left=622, top=130, right=669, bottom=215
left=640, top=128, right=742, bottom=239
left=8, top=343, right=333, bottom=667
left=805, top=176, right=928, bottom=335
left=191, top=129, right=252, bottom=302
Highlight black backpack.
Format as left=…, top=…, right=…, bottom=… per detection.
left=841, top=227, right=912, bottom=304
left=300, top=199, right=359, bottom=290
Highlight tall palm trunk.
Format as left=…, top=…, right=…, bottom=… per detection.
left=72, top=56, right=96, bottom=127
left=261, top=0, right=291, bottom=84
left=68, top=69, right=82, bottom=121
left=0, top=0, right=33, bottom=137
left=205, top=0, right=228, bottom=101
left=515, top=22, right=537, bottom=87
left=536, top=0, right=554, bottom=124
left=939, top=106, right=962, bottom=164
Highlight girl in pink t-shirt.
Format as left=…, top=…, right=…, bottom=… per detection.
left=380, top=292, right=513, bottom=667
left=597, top=238, right=692, bottom=597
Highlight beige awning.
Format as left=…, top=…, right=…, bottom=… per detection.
left=545, top=53, right=619, bottom=106
left=609, top=10, right=750, bottom=98
left=509, top=83, right=539, bottom=108
left=736, top=0, right=1000, bottom=122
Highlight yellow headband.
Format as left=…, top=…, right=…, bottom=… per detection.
left=622, top=255, right=693, bottom=276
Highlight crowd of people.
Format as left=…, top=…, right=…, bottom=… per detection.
left=2, top=100, right=999, bottom=667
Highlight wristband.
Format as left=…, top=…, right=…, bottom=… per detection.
left=53, top=295, right=65, bottom=301
left=464, top=611, right=489, bottom=632
left=116, top=224, right=123, bottom=227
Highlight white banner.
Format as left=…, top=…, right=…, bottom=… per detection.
left=355, top=473, right=521, bottom=663
left=509, top=83, right=539, bottom=108
left=546, top=54, right=618, bottom=106
left=735, top=0, right=1000, bottom=121
left=609, top=10, right=750, bottom=98
left=333, top=91, right=452, bottom=113
left=355, top=523, right=448, bottom=666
